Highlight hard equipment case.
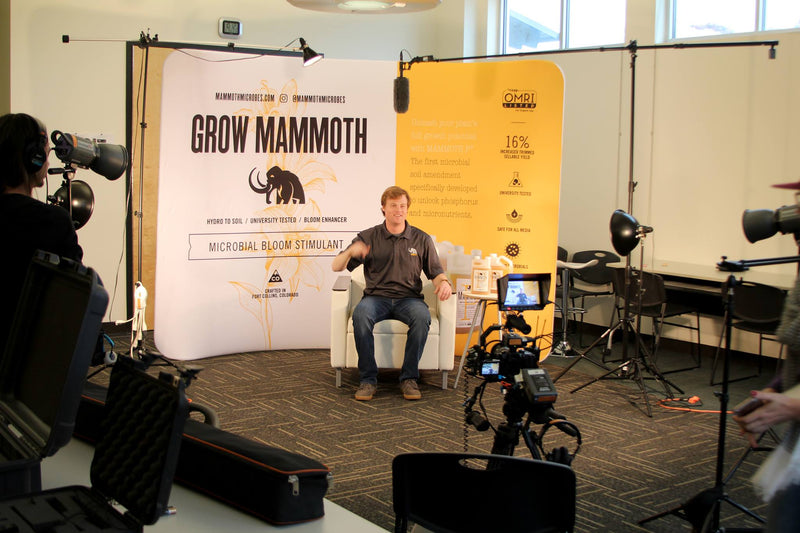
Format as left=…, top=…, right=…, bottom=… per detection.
left=76, top=384, right=332, bottom=525
left=0, top=355, right=189, bottom=532
left=0, top=251, right=108, bottom=497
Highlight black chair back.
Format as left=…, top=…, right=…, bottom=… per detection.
left=571, top=250, right=620, bottom=286
left=392, top=452, right=576, bottom=533
left=722, top=280, right=786, bottom=324
left=612, top=269, right=666, bottom=310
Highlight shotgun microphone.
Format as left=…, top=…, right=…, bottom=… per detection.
left=394, top=70, right=409, bottom=113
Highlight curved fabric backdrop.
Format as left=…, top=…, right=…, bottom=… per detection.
left=153, top=49, right=562, bottom=360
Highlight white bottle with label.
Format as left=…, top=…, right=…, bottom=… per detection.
left=448, top=246, right=473, bottom=334
left=471, top=255, right=492, bottom=295
left=489, top=254, right=514, bottom=294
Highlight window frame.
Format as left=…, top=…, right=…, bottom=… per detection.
left=502, top=0, right=627, bottom=54
left=668, top=0, right=799, bottom=40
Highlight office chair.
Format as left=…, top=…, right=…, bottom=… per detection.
left=607, top=269, right=701, bottom=372
left=392, top=452, right=576, bottom=533
left=710, top=280, right=786, bottom=386
left=568, top=250, right=620, bottom=346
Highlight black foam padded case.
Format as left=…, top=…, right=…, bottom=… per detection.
left=0, top=355, right=189, bottom=532
left=0, top=251, right=108, bottom=497
left=75, top=383, right=332, bottom=525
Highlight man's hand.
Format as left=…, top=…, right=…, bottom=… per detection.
left=331, top=241, right=370, bottom=272
left=433, top=274, right=452, bottom=301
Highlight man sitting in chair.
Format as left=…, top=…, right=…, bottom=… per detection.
left=332, top=186, right=452, bottom=401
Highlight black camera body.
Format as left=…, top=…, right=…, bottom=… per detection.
left=464, top=327, right=541, bottom=383
left=463, top=316, right=558, bottom=417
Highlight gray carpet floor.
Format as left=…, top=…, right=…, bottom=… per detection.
left=100, top=327, right=779, bottom=532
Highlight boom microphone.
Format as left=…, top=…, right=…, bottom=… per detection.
left=394, top=72, right=409, bottom=114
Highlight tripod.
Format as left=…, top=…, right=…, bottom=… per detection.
left=639, top=275, right=763, bottom=531
left=555, top=232, right=681, bottom=417
left=640, top=256, right=798, bottom=531
left=464, top=378, right=580, bottom=464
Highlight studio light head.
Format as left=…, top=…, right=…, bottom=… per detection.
left=299, top=38, right=323, bottom=67
left=609, top=209, right=652, bottom=256
left=742, top=205, right=800, bottom=243
left=49, top=180, right=94, bottom=230
left=51, top=130, right=129, bottom=181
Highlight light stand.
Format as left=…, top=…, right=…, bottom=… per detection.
left=556, top=213, right=681, bottom=417
left=640, top=254, right=800, bottom=531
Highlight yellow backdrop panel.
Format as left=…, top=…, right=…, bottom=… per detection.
left=396, top=59, right=564, bottom=357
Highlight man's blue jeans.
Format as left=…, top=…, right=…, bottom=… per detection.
left=352, top=295, right=431, bottom=384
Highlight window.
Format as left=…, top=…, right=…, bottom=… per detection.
left=671, top=0, right=800, bottom=39
left=503, top=0, right=626, bottom=53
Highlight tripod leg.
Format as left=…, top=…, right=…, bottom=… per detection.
left=569, top=357, right=631, bottom=393
left=629, top=357, right=653, bottom=417
left=633, top=329, right=684, bottom=396
left=637, top=504, right=688, bottom=526
left=552, top=320, right=618, bottom=382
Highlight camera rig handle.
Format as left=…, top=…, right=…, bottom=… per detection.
left=478, top=323, right=502, bottom=349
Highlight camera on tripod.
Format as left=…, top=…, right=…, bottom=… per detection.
left=463, top=313, right=557, bottom=415
left=464, top=323, right=541, bottom=383
left=460, top=273, right=580, bottom=465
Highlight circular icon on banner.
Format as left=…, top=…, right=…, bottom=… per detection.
left=280, top=93, right=289, bottom=104
left=505, top=242, right=520, bottom=258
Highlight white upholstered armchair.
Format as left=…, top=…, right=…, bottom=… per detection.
left=330, top=265, right=457, bottom=389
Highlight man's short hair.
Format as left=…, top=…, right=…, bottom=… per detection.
left=381, top=186, right=411, bottom=208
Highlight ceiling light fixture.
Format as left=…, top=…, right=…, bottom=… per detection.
left=339, top=1, right=392, bottom=10
left=286, top=0, right=440, bottom=14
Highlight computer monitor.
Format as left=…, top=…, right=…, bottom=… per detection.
left=497, top=273, right=551, bottom=312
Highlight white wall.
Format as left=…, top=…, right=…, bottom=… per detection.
left=9, top=1, right=800, bottom=355
left=9, top=0, right=470, bottom=321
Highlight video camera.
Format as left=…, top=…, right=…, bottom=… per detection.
left=461, top=273, right=581, bottom=464
left=463, top=313, right=557, bottom=420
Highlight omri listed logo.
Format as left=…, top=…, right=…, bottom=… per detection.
left=249, top=165, right=306, bottom=204
left=502, top=89, right=537, bottom=110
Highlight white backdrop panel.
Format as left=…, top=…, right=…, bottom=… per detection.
left=154, top=50, right=395, bottom=359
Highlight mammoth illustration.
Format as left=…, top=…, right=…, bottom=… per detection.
left=249, top=165, right=306, bottom=204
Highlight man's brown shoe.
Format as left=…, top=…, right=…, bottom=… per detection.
left=400, top=379, right=421, bottom=400
left=355, top=382, right=377, bottom=401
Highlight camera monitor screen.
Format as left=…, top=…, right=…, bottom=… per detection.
left=497, top=273, right=551, bottom=312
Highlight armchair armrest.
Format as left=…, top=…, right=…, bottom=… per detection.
left=331, top=275, right=352, bottom=368
left=333, top=275, right=351, bottom=292
left=436, top=294, right=457, bottom=371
